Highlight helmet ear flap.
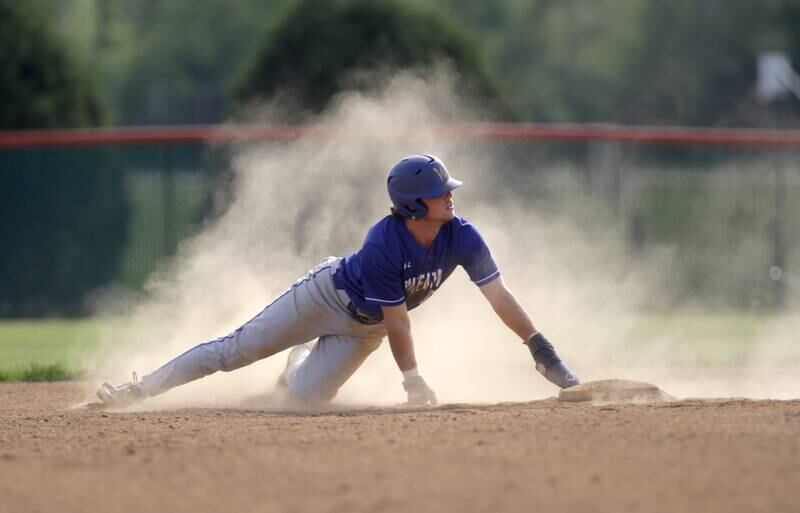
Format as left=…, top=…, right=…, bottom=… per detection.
left=412, top=199, right=428, bottom=219
left=398, top=199, right=427, bottom=220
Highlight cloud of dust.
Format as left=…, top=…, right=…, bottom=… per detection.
left=87, top=66, right=799, bottom=409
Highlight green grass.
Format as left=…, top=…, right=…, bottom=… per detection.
left=615, top=311, right=797, bottom=366
left=0, top=319, right=106, bottom=381
left=0, top=363, right=79, bottom=381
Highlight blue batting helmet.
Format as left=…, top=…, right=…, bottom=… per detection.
left=387, top=154, right=463, bottom=219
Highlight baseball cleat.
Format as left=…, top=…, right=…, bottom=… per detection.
left=96, top=372, right=145, bottom=407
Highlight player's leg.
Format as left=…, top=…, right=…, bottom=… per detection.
left=284, top=326, right=386, bottom=402
left=134, top=259, right=352, bottom=398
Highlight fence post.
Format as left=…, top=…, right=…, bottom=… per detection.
left=587, top=140, right=623, bottom=211
left=162, top=144, right=177, bottom=256
left=770, top=157, right=787, bottom=310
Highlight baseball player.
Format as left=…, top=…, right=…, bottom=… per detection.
left=97, top=154, right=579, bottom=407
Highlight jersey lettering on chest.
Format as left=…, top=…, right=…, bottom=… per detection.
left=404, top=268, right=443, bottom=295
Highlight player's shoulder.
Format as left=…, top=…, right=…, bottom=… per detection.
left=450, top=215, right=474, bottom=229
left=449, top=215, right=483, bottom=237
left=362, top=215, right=404, bottom=255
left=447, top=215, right=491, bottom=252
left=365, top=215, right=401, bottom=243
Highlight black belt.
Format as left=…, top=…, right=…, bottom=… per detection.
left=346, top=302, right=383, bottom=325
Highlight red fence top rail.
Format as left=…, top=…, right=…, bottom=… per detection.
left=1, top=122, right=800, bottom=149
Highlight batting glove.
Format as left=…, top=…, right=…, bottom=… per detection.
left=403, top=375, right=438, bottom=406
left=527, top=332, right=580, bottom=389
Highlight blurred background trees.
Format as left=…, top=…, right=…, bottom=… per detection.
left=437, top=0, right=800, bottom=126
left=52, top=0, right=295, bottom=125
left=0, top=0, right=103, bottom=128
left=234, top=0, right=507, bottom=118
left=27, top=0, right=800, bottom=128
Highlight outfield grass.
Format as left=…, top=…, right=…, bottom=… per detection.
left=0, top=319, right=106, bottom=381
left=618, top=311, right=781, bottom=366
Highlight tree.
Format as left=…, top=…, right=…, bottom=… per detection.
left=0, top=0, right=103, bottom=129
left=99, top=0, right=294, bottom=125
left=0, top=0, right=128, bottom=317
left=432, top=0, right=647, bottom=123
left=614, top=0, right=765, bottom=127
left=234, top=0, right=510, bottom=118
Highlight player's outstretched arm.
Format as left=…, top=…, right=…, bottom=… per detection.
left=382, top=304, right=437, bottom=406
left=478, top=277, right=580, bottom=389
left=477, top=276, right=537, bottom=340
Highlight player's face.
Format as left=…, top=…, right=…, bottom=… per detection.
left=422, top=191, right=455, bottom=223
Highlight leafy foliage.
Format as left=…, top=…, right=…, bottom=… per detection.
left=43, top=0, right=800, bottom=127
left=615, top=0, right=764, bottom=126
left=235, top=0, right=509, bottom=117
left=88, top=0, right=293, bottom=124
left=0, top=0, right=103, bottom=129
left=438, top=0, right=800, bottom=127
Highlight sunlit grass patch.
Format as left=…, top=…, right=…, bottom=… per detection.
left=0, top=363, right=82, bottom=382
left=0, top=319, right=106, bottom=381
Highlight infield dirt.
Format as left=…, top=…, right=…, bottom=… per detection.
left=1, top=382, right=798, bottom=513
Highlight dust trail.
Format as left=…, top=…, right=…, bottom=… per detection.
left=88, top=66, right=798, bottom=409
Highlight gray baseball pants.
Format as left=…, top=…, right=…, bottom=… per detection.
left=138, top=257, right=387, bottom=402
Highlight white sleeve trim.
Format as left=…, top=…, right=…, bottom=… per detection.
left=365, top=296, right=406, bottom=305
left=473, top=269, right=501, bottom=285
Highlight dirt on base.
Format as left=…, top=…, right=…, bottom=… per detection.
left=558, top=379, right=675, bottom=403
left=1, top=382, right=799, bottom=513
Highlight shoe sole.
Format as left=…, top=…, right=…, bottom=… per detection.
left=96, top=383, right=115, bottom=404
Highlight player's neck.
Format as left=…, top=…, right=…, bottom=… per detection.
left=404, top=218, right=444, bottom=249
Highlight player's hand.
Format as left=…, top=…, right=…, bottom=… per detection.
left=403, top=375, right=438, bottom=406
left=535, top=360, right=580, bottom=389
left=527, top=333, right=580, bottom=389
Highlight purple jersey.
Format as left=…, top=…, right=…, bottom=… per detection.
left=333, top=215, right=500, bottom=319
